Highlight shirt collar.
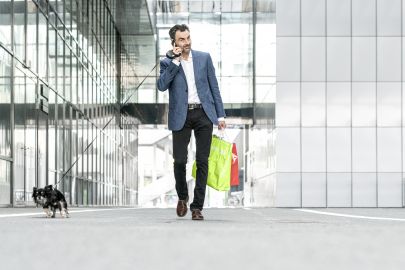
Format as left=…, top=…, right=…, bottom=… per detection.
left=181, top=51, right=193, bottom=62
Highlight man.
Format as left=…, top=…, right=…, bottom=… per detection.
left=157, top=24, right=226, bottom=220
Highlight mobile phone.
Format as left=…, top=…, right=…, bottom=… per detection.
left=166, top=39, right=181, bottom=59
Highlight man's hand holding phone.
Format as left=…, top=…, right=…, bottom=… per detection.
left=172, top=46, right=182, bottom=61
left=166, top=43, right=182, bottom=60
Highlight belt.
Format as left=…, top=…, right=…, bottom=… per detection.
left=188, top=103, right=203, bottom=110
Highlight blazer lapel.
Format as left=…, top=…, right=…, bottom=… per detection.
left=192, top=50, right=199, bottom=83
left=179, top=64, right=187, bottom=83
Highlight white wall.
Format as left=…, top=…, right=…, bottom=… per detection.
left=276, top=0, right=404, bottom=207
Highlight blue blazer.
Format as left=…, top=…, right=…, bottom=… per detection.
left=157, top=50, right=226, bottom=131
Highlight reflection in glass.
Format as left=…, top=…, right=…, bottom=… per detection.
left=0, top=49, right=11, bottom=157
left=38, top=12, right=47, bottom=80
left=0, top=159, right=11, bottom=205
left=0, top=0, right=12, bottom=49
left=27, top=1, right=38, bottom=72
left=14, top=0, right=26, bottom=61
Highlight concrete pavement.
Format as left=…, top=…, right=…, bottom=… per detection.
left=1, top=207, right=405, bottom=270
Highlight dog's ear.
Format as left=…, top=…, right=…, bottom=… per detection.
left=33, top=187, right=37, bottom=192
left=45, top=185, right=53, bottom=190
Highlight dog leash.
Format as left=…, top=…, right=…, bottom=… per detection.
left=53, top=64, right=157, bottom=189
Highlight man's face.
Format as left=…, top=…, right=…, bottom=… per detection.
left=174, top=30, right=191, bottom=53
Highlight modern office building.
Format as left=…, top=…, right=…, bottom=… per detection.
left=1, top=0, right=404, bottom=208
left=0, top=0, right=275, bottom=207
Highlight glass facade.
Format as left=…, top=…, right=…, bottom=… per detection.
left=276, top=0, right=405, bottom=207
left=133, top=0, right=277, bottom=207
left=0, top=0, right=139, bottom=206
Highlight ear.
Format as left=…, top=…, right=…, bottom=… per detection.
left=33, top=187, right=37, bottom=192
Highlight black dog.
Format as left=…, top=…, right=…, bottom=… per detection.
left=32, top=185, right=69, bottom=218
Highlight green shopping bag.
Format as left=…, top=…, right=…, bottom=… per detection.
left=192, top=135, right=233, bottom=191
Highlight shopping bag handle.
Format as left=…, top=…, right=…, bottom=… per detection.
left=215, top=129, right=229, bottom=141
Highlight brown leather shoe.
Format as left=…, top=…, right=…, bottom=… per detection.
left=191, top=209, right=204, bottom=220
left=176, top=197, right=188, bottom=217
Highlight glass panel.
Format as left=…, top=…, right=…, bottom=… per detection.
left=0, top=159, right=11, bottom=205
left=302, top=128, right=326, bottom=172
left=378, top=173, right=402, bottom=207
left=27, top=0, right=38, bottom=72
left=326, top=82, right=351, bottom=127
left=57, top=96, right=64, bottom=173
left=327, top=173, right=351, bottom=207
left=0, top=48, right=12, bottom=157
left=276, top=128, right=300, bottom=172
left=275, top=173, right=301, bottom=207
left=136, top=77, right=156, bottom=103
left=276, top=37, right=300, bottom=81
left=377, top=0, right=401, bottom=36
left=352, top=0, right=376, bottom=36
left=276, top=0, right=300, bottom=36
left=327, top=128, right=351, bottom=172
left=38, top=12, right=47, bottom=80
left=302, top=173, right=326, bottom=207
left=14, top=0, right=26, bottom=61
left=327, top=37, right=351, bottom=81
left=377, top=82, right=401, bottom=126
left=352, top=128, right=377, bottom=172
left=276, top=83, right=300, bottom=126
left=72, top=54, right=77, bottom=106
left=48, top=89, right=56, bottom=179
left=0, top=0, right=12, bottom=49
left=25, top=74, right=37, bottom=204
left=377, top=128, right=401, bottom=172
left=256, top=77, right=275, bottom=103
left=352, top=172, right=377, bottom=207
left=221, top=76, right=252, bottom=103
left=65, top=45, right=71, bottom=101
left=326, top=0, right=350, bottom=36
left=57, top=32, right=64, bottom=95
left=221, top=15, right=252, bottom=77
left=13, top=67, right=25, bottom=205
left=352, top=37, right=376, bottom=81
left=37, top=109, right=47, bottom=188
left=377, top=37, right=401, bottom=81
left=49, top=26, right=57, bottom=88
left=301, top=0, right=325, bottom=36
left=301, top=37, right=325, bottom=81
left=352, top=82, right=376, bottom=126
left=256, top=24, right=276, bottom=76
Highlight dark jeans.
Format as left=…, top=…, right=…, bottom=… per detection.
left=172, top=108, right=213, bottom=211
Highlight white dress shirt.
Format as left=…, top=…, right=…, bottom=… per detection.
left=172, top=52, right=224, bottom=122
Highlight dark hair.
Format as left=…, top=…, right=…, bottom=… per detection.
left=169, top=24, right=190, bottom=44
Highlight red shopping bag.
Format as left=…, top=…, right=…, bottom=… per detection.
left=230, top=143, right=239, bottom=186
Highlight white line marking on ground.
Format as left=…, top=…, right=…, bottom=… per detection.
left=0, top=208, right=138, bottom=218
left=295, top=209, right=405, bottom=222
left=243, top=208, right=252, bottom=210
